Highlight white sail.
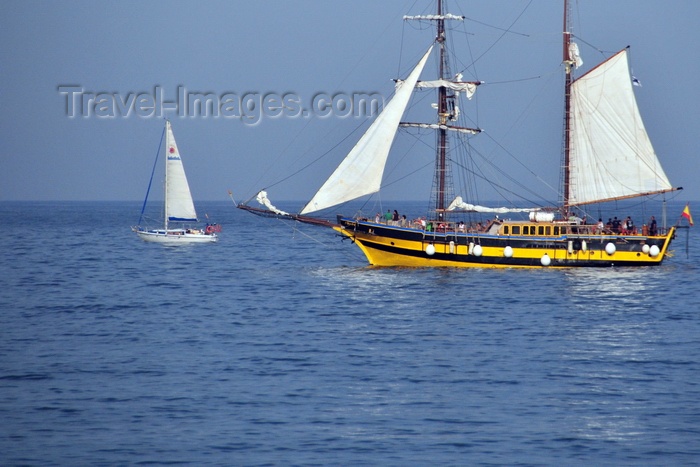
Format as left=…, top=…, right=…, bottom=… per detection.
left=415, top=79, right=479, bottom=99
left=300, top=46, right=434, bottom=215
left=569, top=49, right=673, bottom=206
left=568, top=42, right=583, bottom=69
left=256, top=190, right=289, bottom=216
left=446, top=196, right=540, bottom=213
left=165, top=121, right=198, bottom=222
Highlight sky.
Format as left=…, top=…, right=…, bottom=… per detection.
left=1, top=0, right=699, bottom=204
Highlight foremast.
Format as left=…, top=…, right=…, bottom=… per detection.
left=435, top=1, right=449, bottom=219
left=562, top=0, right=573, bottom=216
left=403, top=0, right=481, bottom=221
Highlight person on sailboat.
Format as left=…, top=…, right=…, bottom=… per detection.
left=384, top=210, right=392, bottom=224
left=612, top=217, right=621, bottom=233
left=596, top=219, right=605, bottom=234
left=649, top=216, right=658, bottom=236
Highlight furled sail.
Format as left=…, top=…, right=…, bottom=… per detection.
left=446, top=196, right=540, bottom=213
left=165, top=121, right=198, bottom=222
left=415, top=79, right=479, bottom=99
left=568, top=49, right=673, bottom=206
left=300, top=46, right=434, bottom=215
left=256, top=190, right=289, bottom=216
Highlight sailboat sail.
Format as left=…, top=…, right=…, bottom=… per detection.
left=165, top=121, right=198, bottom=222
left=300, top=46, right=434, bottom=215
left=568, top=49, right=673, bottom=206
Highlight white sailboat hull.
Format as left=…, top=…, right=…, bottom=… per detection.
left=134, top=228, right=218, bottom=244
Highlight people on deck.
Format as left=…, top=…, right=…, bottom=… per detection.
left=612, top=217, right=621, bottom=233
left=384, top=210, right=392, bottom=224
left=649, top=215, right=658, bottom=236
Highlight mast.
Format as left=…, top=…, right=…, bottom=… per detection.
left=164, top=120, right=169, bottom=231
left=435, top=0, right=448, bottom=217
left=562, top=0, right=572, bottom=216
left=401, top=3, right=480, bottom=219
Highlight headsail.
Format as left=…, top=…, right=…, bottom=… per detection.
left=165, top=121, right=198, bottom=222
left=300, top=46, right=434, bottom=215
left=568, top=49, right=673, bottom=206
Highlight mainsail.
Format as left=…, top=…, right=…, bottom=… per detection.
left=165, top=121, right=198, bottom=222
left=300, top=46, right=434, bottom=215
left=568, top=49, right=673, bottom=206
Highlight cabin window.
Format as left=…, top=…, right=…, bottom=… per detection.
left=503, top=226, right=509, bottom=235
left=545, top=226, right=551, bottom=236
left=512, top=226, right=520, bottom=235
left=538, top=226, right=545, bottom=235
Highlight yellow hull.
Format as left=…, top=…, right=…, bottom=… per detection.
left=334, top=221, right=675, bottom=268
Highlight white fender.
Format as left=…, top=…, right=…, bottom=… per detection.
left=605, top=242, right=616, bottom=255
left=649, top=245, right=660, bottom=257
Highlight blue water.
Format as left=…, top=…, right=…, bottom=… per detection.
left=2, top=201, right=700, bottom=466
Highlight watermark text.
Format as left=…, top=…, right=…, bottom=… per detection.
left=58, top=85, right=383, bottom=125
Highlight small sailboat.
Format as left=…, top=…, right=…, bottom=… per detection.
left=239, top=0, right=685, bottom=267
left=133, top=120, right=219, bottom=244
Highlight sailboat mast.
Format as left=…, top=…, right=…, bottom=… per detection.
left=562, top=0, right=573, bottom=215
left=435, top=0, right=448, bottom=216
left=164, top=121, right=169, bottom=231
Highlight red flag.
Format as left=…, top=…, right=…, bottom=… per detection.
left=682, top=204, right=694, bottom=226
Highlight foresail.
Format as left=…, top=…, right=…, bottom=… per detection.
left=300, top=46, right=434, bottom=215
left=569, top=49, right=673, bottom=206
left=256, top=190, right=289, bottom=216
left=165, top=121, right=198, bottom=222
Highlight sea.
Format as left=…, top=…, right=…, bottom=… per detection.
left=1, top=200, right=699, bottom=466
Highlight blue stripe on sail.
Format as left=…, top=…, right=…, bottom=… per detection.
left=169, top=216, right=197, bottom=222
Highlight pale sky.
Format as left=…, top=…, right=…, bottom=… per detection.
left=1, top=0, right=698, bottom=203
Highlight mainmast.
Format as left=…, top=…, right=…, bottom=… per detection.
left=164, top=120, right=170, bottom=231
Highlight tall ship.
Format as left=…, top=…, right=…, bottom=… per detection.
left=239, top=0, right=685, bottom=267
